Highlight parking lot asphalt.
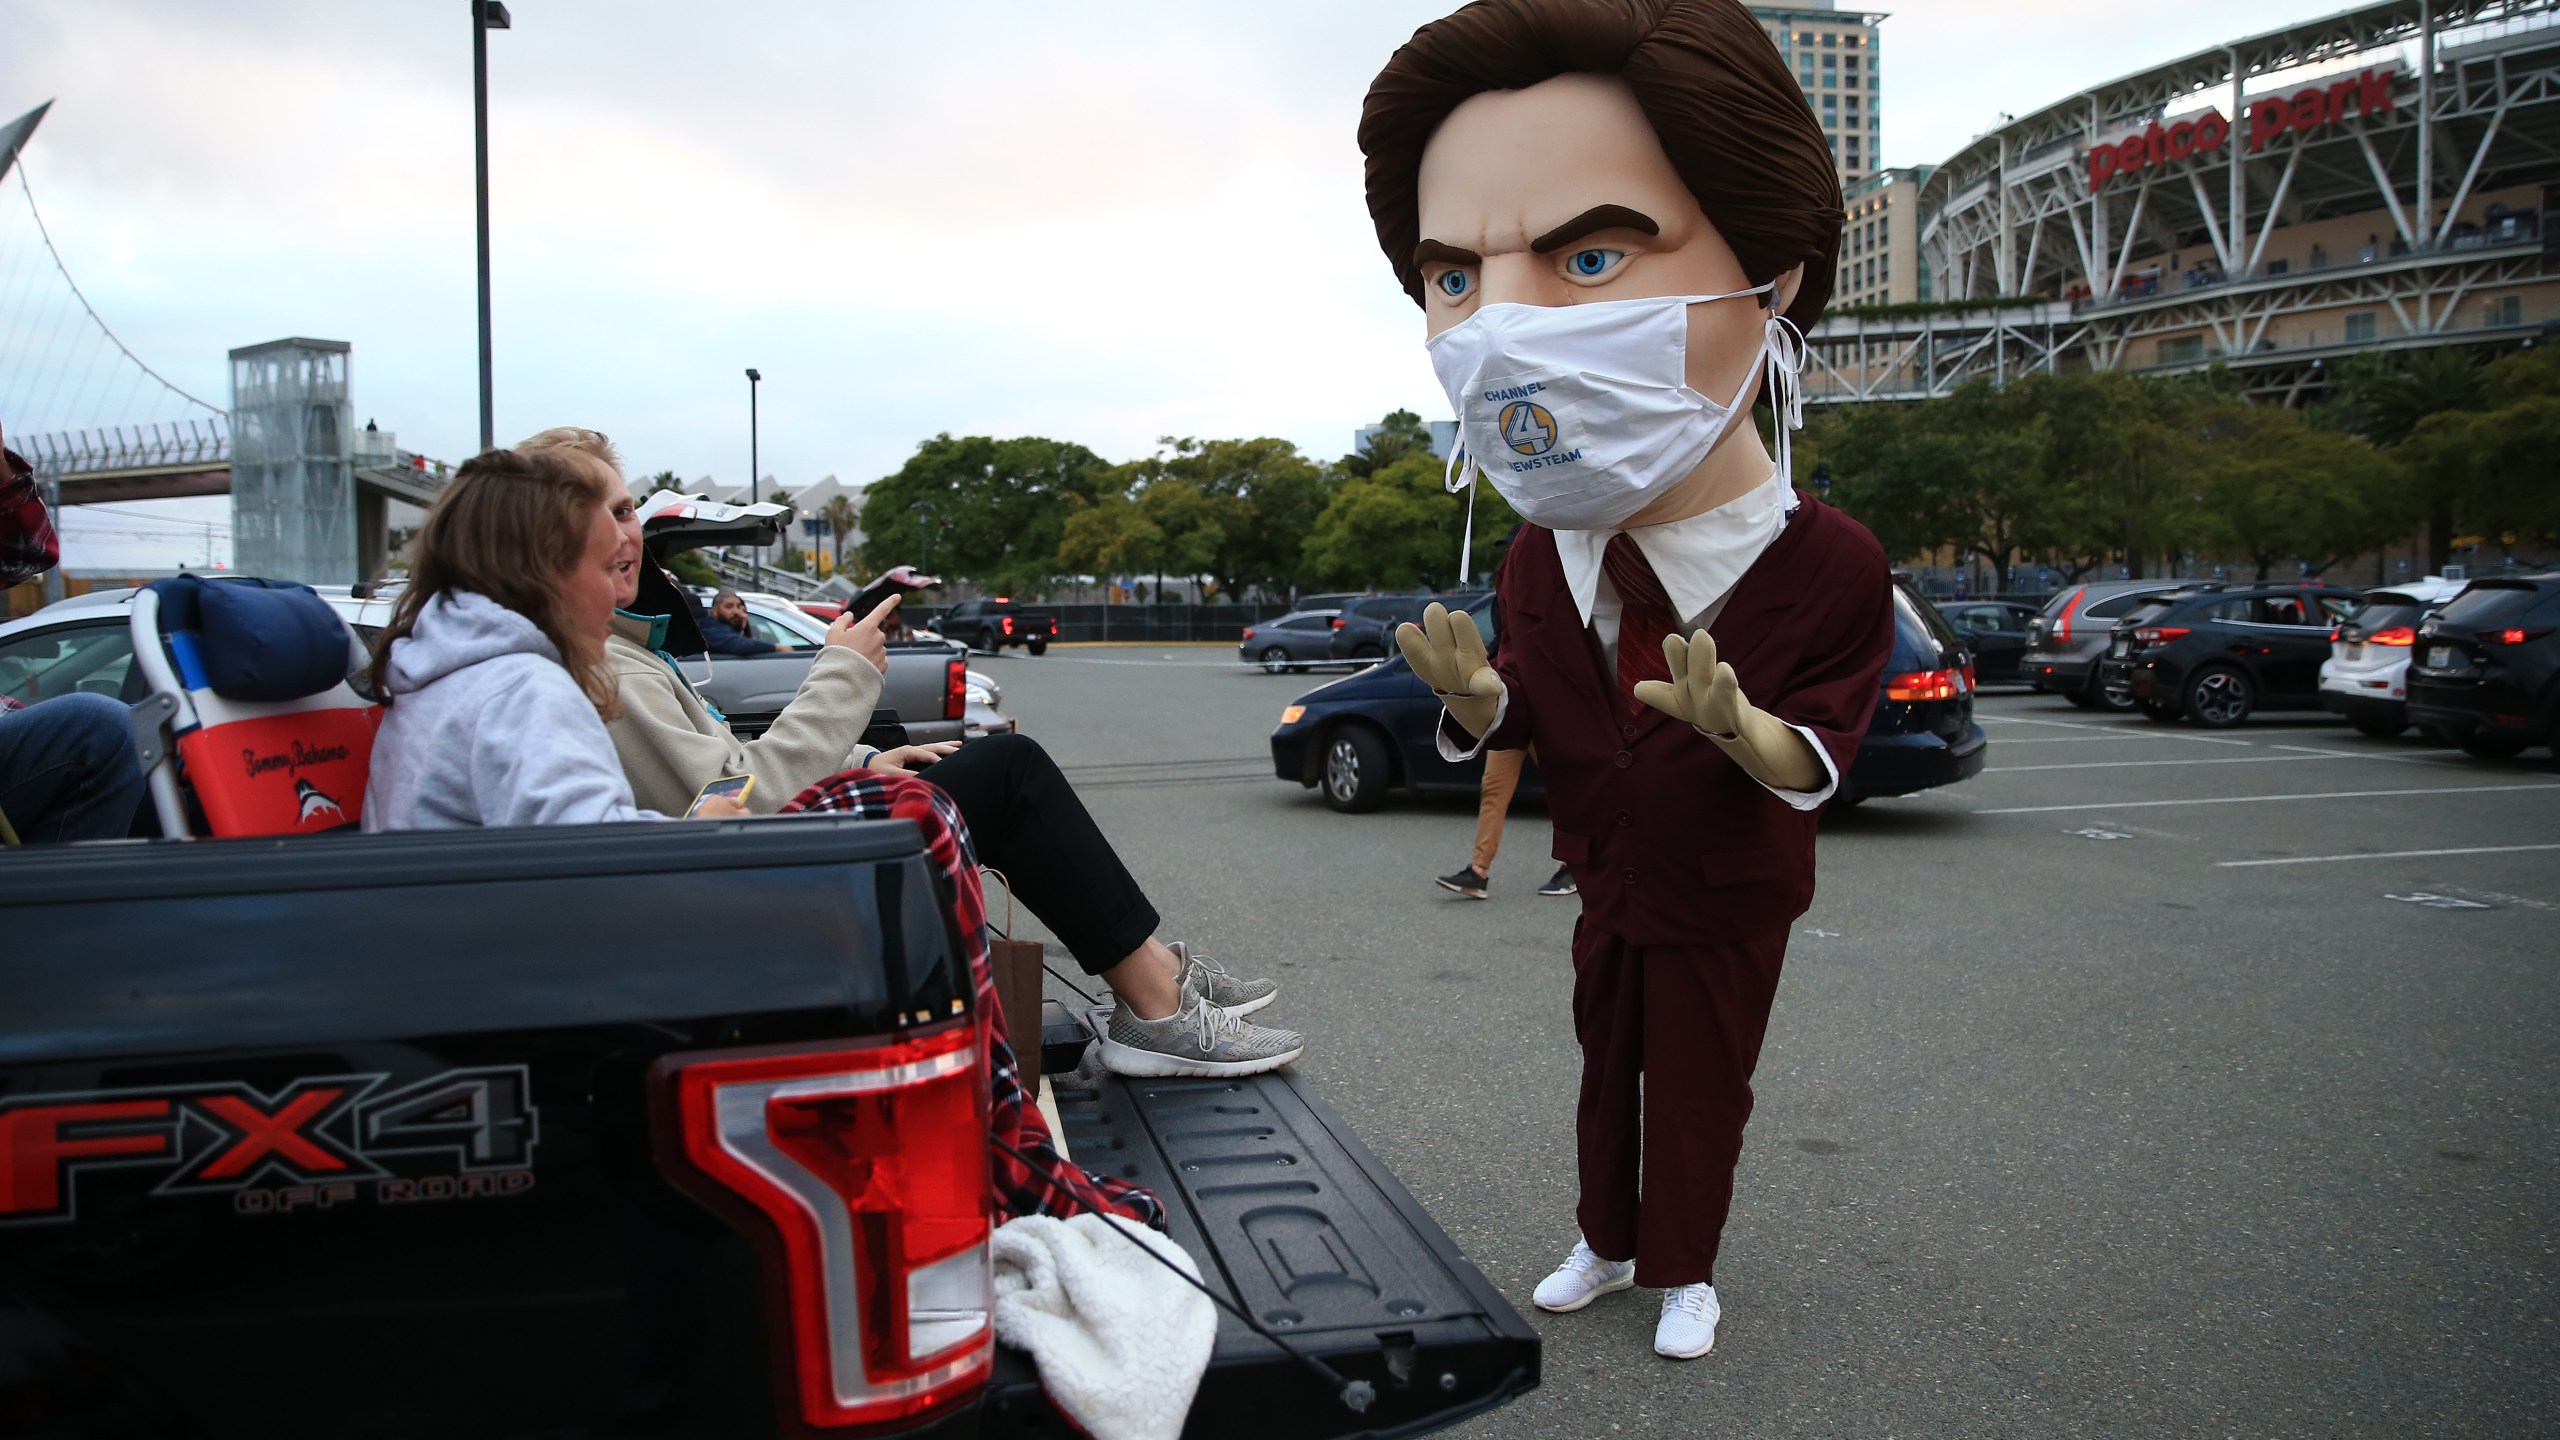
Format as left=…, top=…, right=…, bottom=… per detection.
left=998, top=646, right=2559, bottom=1438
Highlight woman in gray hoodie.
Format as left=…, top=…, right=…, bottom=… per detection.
left=363, top=447, right=716, bottom=829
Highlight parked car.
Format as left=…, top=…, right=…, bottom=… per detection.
left=942, top=597, right=1058, bottom=655
left=745, top=596, right=1013, bottom=736
left=2317, top=576, right=2470, bottom=737
left=2021, top=579, right=2189, bottom=709
left=2407, top=573, right=2560, bottom=758
left=1238, top=608, right=1342, bottom=673
left=0, top=593, right=1540, bottom=1436
left=1938, top=600, right=2041, bottom=685
left=1328, top=594, right=1444, bottom=662
left=1269, top=578, right=1984, bottom=812
left=2098, top=582, right=2363, bottom=727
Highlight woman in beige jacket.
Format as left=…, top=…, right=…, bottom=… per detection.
left=520, top=427, right=1306, bottom=1080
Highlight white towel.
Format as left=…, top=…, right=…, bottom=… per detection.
left=992, top=1213, right=1216, bottom=1440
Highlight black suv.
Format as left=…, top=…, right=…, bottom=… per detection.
left=2407, top=573, right=2560, bottom=758
left=2099, top=582, right=2362, bottom=726
left=1327, top=593, right=1447, bottom=662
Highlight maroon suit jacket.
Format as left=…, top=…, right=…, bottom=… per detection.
left=1470, top=493, right=1894, bottom=944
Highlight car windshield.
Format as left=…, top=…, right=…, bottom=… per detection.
left=2435, top=582, right=2548, bottom=627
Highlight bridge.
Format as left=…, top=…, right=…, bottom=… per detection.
left=1, top=101, right=453, bottom=598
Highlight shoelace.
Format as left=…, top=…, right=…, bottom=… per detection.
left=1180, top=993, right=1248, bottom=1053
left=1661, top=1285, right=1713, bottom=1320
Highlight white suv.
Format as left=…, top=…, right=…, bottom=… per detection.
left=2318, top=576, right=2469, bottom=737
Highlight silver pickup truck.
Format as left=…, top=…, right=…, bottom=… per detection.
left=638, top=493, right=977, bottom=745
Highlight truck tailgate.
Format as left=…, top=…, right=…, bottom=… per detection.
left=981, top=1070, right=1539, bottom=1439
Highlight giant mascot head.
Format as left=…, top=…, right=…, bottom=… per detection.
left=1361, top=0, right=1843, bottom=533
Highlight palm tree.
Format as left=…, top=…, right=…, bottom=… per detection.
left=825, top=494, right=859, bottom=577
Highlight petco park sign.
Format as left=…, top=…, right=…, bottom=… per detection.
left=2088, top=64, right=2399, bottom=192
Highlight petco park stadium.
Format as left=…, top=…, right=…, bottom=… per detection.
left=1806, top=0, right=2560, bottom=404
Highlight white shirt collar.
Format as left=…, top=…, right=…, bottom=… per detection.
left=1553, top=471, right=1795, bottom=627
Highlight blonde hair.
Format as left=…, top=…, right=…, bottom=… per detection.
left=517, top=426, right=623, bottom=480
left=372, top=447, right=621, bottom=717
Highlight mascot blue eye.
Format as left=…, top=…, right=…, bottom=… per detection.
left=1437, top=269, right=1471, bottom=297
left=1569, top=248, right=1623, bottom=278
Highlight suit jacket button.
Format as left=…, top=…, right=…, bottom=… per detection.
left=1616, top=810, right=1632, bottom=827
left=1620, top=723, right=1637, bottom=741
left=1613, top=750, right=1633, bottom=769
left=1622, top=866, right=1639, bottom=885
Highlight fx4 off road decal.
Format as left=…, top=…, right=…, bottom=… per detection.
left=0, top=1066, right=538, bottom=1224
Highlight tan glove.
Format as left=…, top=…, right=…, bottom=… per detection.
left=1395, top=603, right=1505, bottom=740
left=1631, top=630, right=1826, bottom=793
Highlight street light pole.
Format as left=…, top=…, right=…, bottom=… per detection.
left=745, top=367, right=761, bottom=588
left=472, top=1, right=510, bottom=454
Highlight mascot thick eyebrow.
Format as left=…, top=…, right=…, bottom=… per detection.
left=1366, top=0, right=1894, bottom=1363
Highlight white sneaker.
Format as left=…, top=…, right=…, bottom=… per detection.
left=1531, top=1240, right=1635, bottom=1313
left=1653, top=1283, right=1720, bottom=1359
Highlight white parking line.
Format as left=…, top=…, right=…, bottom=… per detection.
left=1974, top=782, right=2560, bottom=815
left=2219, top=843, right=2560, bottom=867
left=1985, top=753, right=2336, bottom=774
left=1977, top=715, right=2254, bottom=746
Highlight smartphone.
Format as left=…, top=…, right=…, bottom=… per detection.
left=847, top=577, right=907, bottom=621
left=686, top=774, right=755, bottom=817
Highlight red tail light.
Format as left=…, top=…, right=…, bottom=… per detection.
left=1329, top=618, right=1344, bottom=630
left=1001, top=616, right=1014, bottom=635
left=2051, top=589, right=2086, bottom=643
left=2328, top=626, right=2340, bottom=642
left=2492, top=627, right=2549, bottom=646
left=2133, top=626, right=2189, bottom=647
left=1886, top=668, right=1961, bottom=701
left=1241, top=627, right=1256, bottom=641
left=1962, top=663, right=1977, bottom=691
left=650, top=1028, right=992, bottom=1432
left=2368, top=626, right=2416, bottom=647
left=1047, top=619, right=1058, bottom=636
left=944, top=657, right=967, bottom=720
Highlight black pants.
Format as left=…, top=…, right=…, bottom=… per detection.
left=922, top=732, right=1160, bottom=976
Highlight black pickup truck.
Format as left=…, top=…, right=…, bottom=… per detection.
left=940, top=599, right=1058, bottom=657
left=0, top=817, right=1536, bottom=1437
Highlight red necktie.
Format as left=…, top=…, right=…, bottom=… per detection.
left=1603, top=533, right=1678, bottom=717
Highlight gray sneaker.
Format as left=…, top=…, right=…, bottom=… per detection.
left=1093, top=985, right=1304, bottom=1078
left=1172, top=940, right=1279, bottom=1017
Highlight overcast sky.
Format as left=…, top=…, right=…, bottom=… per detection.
left=3, top=0, right=2345, bottom=568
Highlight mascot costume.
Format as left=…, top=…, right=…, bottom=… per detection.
left=1369, top=0, right=1894, bottom=1360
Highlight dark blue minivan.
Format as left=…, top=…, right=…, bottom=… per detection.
left=1268, top=579, right=1985, bottom=812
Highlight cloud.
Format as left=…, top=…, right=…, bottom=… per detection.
left=0, top=0, right=2359, bottom=572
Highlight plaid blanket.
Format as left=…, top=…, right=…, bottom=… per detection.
left=778, top=769, right=1166, bottom=1230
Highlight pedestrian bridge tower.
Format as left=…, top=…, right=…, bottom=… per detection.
left=229, top=338, right=355, bottom=585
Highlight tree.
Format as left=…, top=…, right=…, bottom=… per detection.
left=1339, top=409, right=1439, bottom=479
left=1302, top=450, right=1520, bottom=590
left=2321, top=350, right=2489, bottom=572
left=642, top=469, right=682, bottom=494
left=824, top=494, right=859, bottom=576
left=1148, top=436, right=1336, bottom=599
left=2188, top=399, right=2400, bottom=577
left=2393, top=347, right=2560, bottom=561
left=855, top=435, right=1113, bottom=593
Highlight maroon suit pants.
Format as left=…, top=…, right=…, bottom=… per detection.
left=1570, top=917, right=1788, bottom=1288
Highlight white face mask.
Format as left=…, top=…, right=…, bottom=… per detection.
left=1427, top=285, right=1806, bottom=561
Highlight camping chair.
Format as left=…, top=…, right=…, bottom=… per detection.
left=128, top=577, right=381, bottom=839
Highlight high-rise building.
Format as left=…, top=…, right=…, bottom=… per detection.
left=1750, top=1, right=1886, bottom=188
left=1835, top=164, right=1934, bottom=308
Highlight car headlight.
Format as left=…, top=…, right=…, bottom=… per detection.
left=1280, top=705, right=1305, bottom=724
